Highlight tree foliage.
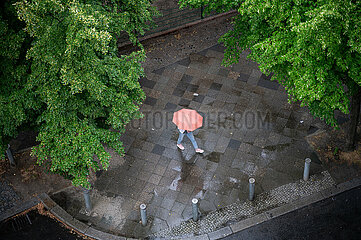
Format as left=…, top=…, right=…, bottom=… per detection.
left=1, top=0, right=158, bottom=188
left=0, top=1, right=37, bottom=155
left=180, top=0, right=361, bottom=128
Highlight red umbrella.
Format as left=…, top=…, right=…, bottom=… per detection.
left=172, top=109, right=203, bottom=131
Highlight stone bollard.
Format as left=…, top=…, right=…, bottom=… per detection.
left=249, top=178, right=255, bottom=201
left=303, top=158, right=311, bottom=181
left=6, top=144, right=16, bottom=167
left=82, top=188, right=92, bottom=212
left=192, top=198, right=199, bottom=221
left=140, top=204, right=147, bottom=226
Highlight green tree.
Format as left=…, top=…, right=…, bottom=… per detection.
left=0, top=0, right=158, bottom=188
left=0, top=1, right=38, bottom=156
left=180, top=0, right=361, bottom=150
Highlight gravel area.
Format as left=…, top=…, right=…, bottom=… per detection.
left=0, top=180, right=21, bottom=215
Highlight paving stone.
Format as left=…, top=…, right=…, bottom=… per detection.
left=144, top=96, right=158, bottom=106
left=161, top=198, right=176, bottom=211
left=187, top=84, right=199, bottom=93
left=189, top=100, right=202, bottom=110
left=199, top=199, right=216, bottom=213
left=209, top=44, right=226, bottom=53
left=144, top=182, right=157, bottom=194
left=144, top=161, right=157, bottom=172
left=139, top=77, right=156, bottom=89
left=258, top=76, right=279, bottom=90
left=176, top=192, right=190, bottom=204
left=154, top=164, right=167, bottom=176
left=180, top=74, right=193, bottom=83
left=171, top=201, right=186, bottom=215
left=179, top=98, right=191, bottom=107
left=206, top=89, right=220, bottom=98
left=176, top=81, right=190, bottom=91
left=152, top=144, right=166, bottom=155
left=210, top=82, right=223, bottom=91
left=166, top=211, right=183, bottom=227
left=177, top=58, right=191, bottom=67
left=227, top=139, right=241, bottom=150
left=137, top=171, right=152, bottom=182
left=150, top=194, right=164, bottom=206
left=153, top=67, right=165, bottom=75
left=150, top=217, right=168, bottom=233
left=207, top=226, right=232, bottom=240
left=214, top=137, right=230, bottom=153
left=164, top=102, right=178, bottom=111
left=155, top=207, right=171, bottom=221
left=148, top=174, right=162, bottom=185
left=172, top=88, right=185, bottom=97
left=192, top=94, right=205, bottom=103
left=180, top=183, right=195, bottom=195
left=237, top=73, right=249, bottom=82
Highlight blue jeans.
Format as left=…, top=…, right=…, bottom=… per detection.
left=177, top=131, right=199, bottom=149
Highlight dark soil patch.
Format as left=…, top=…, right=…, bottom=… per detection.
left=307, top=124, right=361, bottom=168
left=1, top=149, right=71, bottom=202
left=0, top=207, right=87, bottom=240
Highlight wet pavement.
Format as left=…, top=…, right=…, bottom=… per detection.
left=224, top=186, right=361, bottom=240
left=153, top=171, right=335, bottom=238
left=44, top=8, right=361, bottom=238
left=58, top=41, right=334, bottom=238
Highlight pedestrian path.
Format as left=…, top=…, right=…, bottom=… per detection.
left=153, top=171, right=335, bottom=238
left=56, top=43, right=327, bottom=238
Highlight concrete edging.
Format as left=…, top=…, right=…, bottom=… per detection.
left=169, top=175, right=361, bottom=240
left=118, top=10, right=238, bottom=49
left=210, top=175, right=361, bottom=240
left=36, top=193, right=130, bottom=240
left=5, top=175, right=358, bottom=240
left=0, top=197, right=40, bottom=222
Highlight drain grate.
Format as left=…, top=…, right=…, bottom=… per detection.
left=0, top=213, right=32, bottom=233
left=11, top=213, right=32, bottom=231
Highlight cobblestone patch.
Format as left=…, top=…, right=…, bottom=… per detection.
left=0, top=180, right=21, bottom=214
left=153, top=171, right=335, bottom=238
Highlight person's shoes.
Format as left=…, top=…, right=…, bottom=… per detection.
left=177, top=144, right=185, bottom=150
left=195, top=148, right=204, bottom=153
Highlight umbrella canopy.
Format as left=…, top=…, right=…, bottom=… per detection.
left=172, top=109, right=203, bottom=131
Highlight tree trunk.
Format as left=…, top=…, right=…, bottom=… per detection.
left=345, top=85, right=361, bottom=151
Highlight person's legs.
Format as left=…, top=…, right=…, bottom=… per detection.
left=186, top=131, right=199, bottom=149
left=177, top=131, right=185, bottom=150
left=177, top=131, right=185, bottom=144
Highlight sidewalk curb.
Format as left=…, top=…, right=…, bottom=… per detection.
left=207, top=175, right=361, bottom=240
left=40, top=175, right=361, bottom=240
left=36, top=193, right=129, bottom=240
left=0, top=197, right=40, bottom=222
left=157, top=175, right=361, bottom=240
left=2, top=176, right=360, bottom=239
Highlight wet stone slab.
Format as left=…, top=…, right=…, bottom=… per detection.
left=153, top=171, right=335, bottom=238
left=75, top=41, right=329, bottom=238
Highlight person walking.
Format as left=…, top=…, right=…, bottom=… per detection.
left=177, top=129, right=204, bottom=153
left=172, top=109, right=204, bottom=154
